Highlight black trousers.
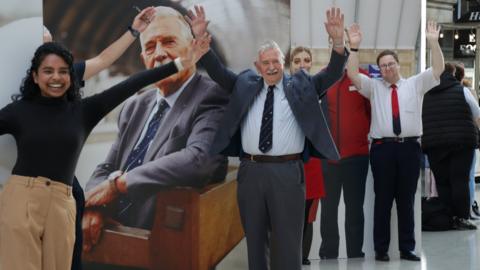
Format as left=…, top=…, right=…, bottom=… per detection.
left=72, top=177, right=85, bottom=270
left=426, top=146, right=474, bottom=219
left=302, top=199, right=314, bottom=260
left=370, top=141, right=421, bottom=253
left=319, top=156, right=369, bottom=258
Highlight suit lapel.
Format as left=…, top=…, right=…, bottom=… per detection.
left=229, top=75, right=264, bottom=136
left=120, top=90, right=157, bottom=167
left=282, top=73, right=294, bottom=103
left=143, top=74, right=199, bottom=161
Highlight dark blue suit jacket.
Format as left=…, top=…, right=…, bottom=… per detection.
left=200, top=49, right=348, bottom=161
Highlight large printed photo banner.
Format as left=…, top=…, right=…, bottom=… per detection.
left=0, top=1, right=42, bottom=183
left=44, top=1, right=290, bottom=269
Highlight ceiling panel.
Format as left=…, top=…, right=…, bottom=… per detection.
left=292, top=0, right=422, bottom=50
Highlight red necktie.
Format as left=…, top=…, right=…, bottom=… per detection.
left=391, top=84, right=401, bottom=136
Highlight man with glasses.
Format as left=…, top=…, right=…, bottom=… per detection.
left=346, top=22, right=444, bottom=262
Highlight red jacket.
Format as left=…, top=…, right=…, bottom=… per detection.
left=323, top=71, right=370, bottom=160
left=304, top=157, right=325, bottom=200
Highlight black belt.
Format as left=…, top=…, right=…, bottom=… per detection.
left=372, top=136, right=419, bottom=143
left=241, top=153, right=302, bottom=163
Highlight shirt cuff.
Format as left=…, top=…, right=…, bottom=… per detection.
left=174, top=58, right=184, bottom=71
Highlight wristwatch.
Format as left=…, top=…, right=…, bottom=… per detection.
left=128, top=25, right=140, bottom=38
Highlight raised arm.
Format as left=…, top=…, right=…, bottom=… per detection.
left=311, top=7, right=348, bottom=96
left=426, top=21, right=445, bottom=80
left=325, top=7, right=345, bottom=55
left=346, top=23, right=362, bottom=90
left=83, top=7, right=156, bottom=80
left=185, top=5, right=238, bottom=91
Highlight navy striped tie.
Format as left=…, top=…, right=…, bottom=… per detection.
left=117, top=99, right=169, bottom=222
left=259, top=85, right=275, bottom=153
left=123, top=99, right=169, bottom=171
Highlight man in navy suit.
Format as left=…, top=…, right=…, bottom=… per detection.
left=187, top=6, right=348, bottom=270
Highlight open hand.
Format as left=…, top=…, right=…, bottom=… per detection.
left=132, top=6, right=156, bottom=33
left=347, top=23, right=362, bottom=48
left=426, top=21, right=440, bottom=44
left=325, top=7, right=345, bottom=45
left=185, top=5, right=209, bottom=38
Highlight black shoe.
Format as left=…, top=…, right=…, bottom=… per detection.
left=452, top=217, right=477, bottom=230
left=348, top=252, right=365, bottom=259
left=302, top=258, right=311, bottom=265
left=473, top=201, right=480, bottom=216
left=400, top=251, right=421, bottom=261
left=375, top=252, right=389, bottom=262
left=319, top=254, right=337, bottom=260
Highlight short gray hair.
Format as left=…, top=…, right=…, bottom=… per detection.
left=257, top=40, right=285, bottom=63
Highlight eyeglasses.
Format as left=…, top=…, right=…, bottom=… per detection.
left=379, top=62, right=397, bottom=70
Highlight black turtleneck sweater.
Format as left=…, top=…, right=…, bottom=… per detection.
left=0, top=61, right=177, bottom=185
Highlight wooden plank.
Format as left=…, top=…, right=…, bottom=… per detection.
left=83, top=225, right=151, bottom=268
left=197, top=180, right=244, bottom=270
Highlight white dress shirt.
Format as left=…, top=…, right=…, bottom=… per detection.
left=241, top=79, right=305, bottom=155
left=355, top=68, right=440, bottom=138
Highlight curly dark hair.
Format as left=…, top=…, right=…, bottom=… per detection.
left=12, top=42, right=81, bottom=101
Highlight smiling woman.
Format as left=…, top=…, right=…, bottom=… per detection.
left=33, top=55, right=72, bottom=98
left=0, top=40, right=202, bottom=270
left=13, top=43, right=80, bottom=102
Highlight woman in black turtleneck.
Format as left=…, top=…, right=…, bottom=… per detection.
left=0, top=41, right=201, bottom=270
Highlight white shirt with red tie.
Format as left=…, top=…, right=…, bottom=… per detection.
left=353, top=68, right=440, bottom=139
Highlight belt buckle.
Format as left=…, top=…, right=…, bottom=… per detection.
left=397, top=137, right=405, bottom=143
left=250, top=155, right=255, bottom=162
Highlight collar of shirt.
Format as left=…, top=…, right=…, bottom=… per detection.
left=156, top=73, right=195, bottom=107
left=262, top=77, right=284, bottom=92
left=380, top=77, right=405, bottom=89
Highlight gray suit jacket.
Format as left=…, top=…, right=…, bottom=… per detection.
left=86, top=73, right=229, bottom=229
left=199, top=50, right=348, bottom=161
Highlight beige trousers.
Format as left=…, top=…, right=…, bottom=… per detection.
left=0, top=175, right=76, bottom=270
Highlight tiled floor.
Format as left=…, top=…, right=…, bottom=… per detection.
left=218, top=187, right=480, bottom=270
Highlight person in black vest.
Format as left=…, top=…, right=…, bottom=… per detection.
left=422, top=62, right=480, bottom=230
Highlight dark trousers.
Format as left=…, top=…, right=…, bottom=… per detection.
left=72, top=177, right=85, bottom=270
left=426, top=146, right=474, bottom=219
left=370, top=141, right=421, bottom=253
left=237, top=160, right=305, bottom=270
left=319, top=156, right=369, bottom=258
left=302, top=199, right=313, bottom=260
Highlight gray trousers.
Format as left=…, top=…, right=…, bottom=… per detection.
left=237, top=159, right=305, bottom=270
